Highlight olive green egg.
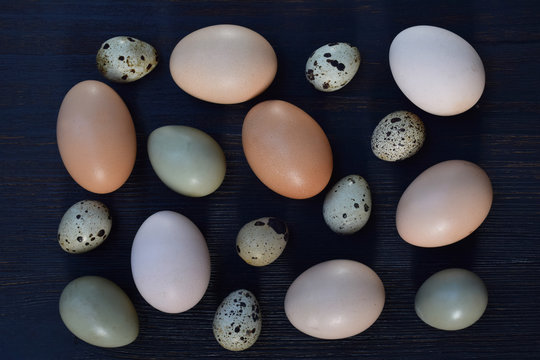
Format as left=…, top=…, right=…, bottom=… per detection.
left=147, top=125, right=226, bottom=197
left=59, top=276, right=139, bottom=347
left=415, top=268, right=488, bottom=331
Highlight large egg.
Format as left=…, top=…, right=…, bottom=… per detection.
left=131, top=211, right=210, bottom=313
left=242, top=100, right=333, bottom=199
left=147, top=125, right=226, bottom=197
left=396, top=160, right=492, bottom=247
left=59, top=276, right=138, bottom=348
left=170, top=24, right=277, bottom=104
left=57, top=80, right=136, bottom=193
left=284, top=259, right=385, bottom=339
left=389, top=25, right=485, bottom=116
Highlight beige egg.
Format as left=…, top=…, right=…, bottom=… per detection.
left=236, top=217, right=288, bottom=266
left=170, top=24, right=277, bottom=104
left=396, top=160, right=493, bottom=247
left=284, top=259, right=385, bottom=339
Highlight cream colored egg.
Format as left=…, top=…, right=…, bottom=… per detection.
left=396, top=160, right=493, bottom=247
left=284, top=259, right=385, bottom=339
left=170, top=24, right=277, bottom=104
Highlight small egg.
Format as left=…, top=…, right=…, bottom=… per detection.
left=285, top=260, right=385, bottom=339
left=371, top=111, right=425, bottom=161
left=389, top=25, right=485, bottom=116
left=305, top=42, right=360, bottom=92
left=57, top=200, right=111, bottom=254
left=415, top=268, right=488, bottom=330
left=323, top=175, right=371, bottom=235
left=213, top=289, right=262, bottom=351
left=59, top=276, right=139, bottom=348
left=236, top=217, right=288, bottom=266
left=396, top=160, right=493, bottom=247
left=147, top=125, right=226, bottom=197
left=97, top=36, right=158, bottom=83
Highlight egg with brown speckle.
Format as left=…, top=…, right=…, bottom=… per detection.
left=236, top=217, right=288, bottom=266
left=371, top=111, right=425, bottom=162
left=97, top=36, right=159, bottom=83
left=213, top=289, right=262, bottom=351
left=58, top=200, right=112, bottom=254
left=323, top=175, right=371, bottom=234
left=305, top=42, right=361, bottom=92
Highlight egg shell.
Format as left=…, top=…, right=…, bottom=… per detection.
left=236, top=217, right=288, bottom=266
left=57, top=200, right=111, bottom=254
left=170, top=24, right=277, bottom=104
left=323, top=175, right=371, bottom=235
left=389, top=25, right=485, bottom=116
left=59, top=276, right=139, bottom=348
left=396, top=160, right=493, bottom=247
left=56, top=80, right=136, bottom=194
left=305, top=42, right=361, bottom=92
left=371, top=110, right=425, bottom=161
left=284, top=259, right=385, bottom=339
left=415, top=268, right=488, bottom=330
left=97, top=36, right=159, bottom=83
left=213, top=289, right=262, bottom=351
left=242, top=100, right=333, bottom=199
left=147, top=125, right=226, bottom=197
left=131, top=211, right=210, bottom=313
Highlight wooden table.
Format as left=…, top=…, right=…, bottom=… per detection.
left=1, top=1, right=539, bottom=358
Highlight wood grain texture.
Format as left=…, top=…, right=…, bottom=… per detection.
left=1, top=0, right=539, bottom=358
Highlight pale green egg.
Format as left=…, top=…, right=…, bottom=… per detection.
left=148, top=125, right=226, bottom=197
left=415, top=268, right=488, bottom=331
left=59, top=276, right=139, bottom=347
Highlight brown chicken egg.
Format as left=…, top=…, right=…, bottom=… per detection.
left=242, top=100, right=333, bottom=199
left=56, top=80, right=136, bottom=194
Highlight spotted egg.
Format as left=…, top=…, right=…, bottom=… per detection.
left=323, top=175, right=371, bottom=235
left=213, top=289, right=262, bottom=351
left=58, top=200, right=112, bottom=254
left=305, top=42, right=361, bottom=92
left=371, top=111, right=426, bottom=162
left=236, top=217, right=288, bottom=266
left=97, top=36, right=159, bottom=83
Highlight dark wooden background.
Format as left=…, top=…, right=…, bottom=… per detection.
left=1, top=0, right=539, bottom=358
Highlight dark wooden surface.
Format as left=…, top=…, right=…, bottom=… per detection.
left=1, top=0, right=539, bottom=358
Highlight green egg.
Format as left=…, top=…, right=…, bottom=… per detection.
left=59, top=276, right=139, bottom=347
left=147, top=125, right=226, bottom=197
left=415, top=268, right=488, bottom=331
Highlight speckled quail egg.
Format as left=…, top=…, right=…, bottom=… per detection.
left=305, top=42, right=361, bottom=92
left=323, top=175, right=371, bottom=235
left=236, top=217, right=288, bottom=266
left=371, top=111, right=426, bottom=161
left=213, top=289, right=262, bottom=351
left=97, top=36, right=159, bottom=82
left=58, top=200, right=112, bottom=254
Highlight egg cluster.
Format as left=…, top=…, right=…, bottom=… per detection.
left=56, top=24, right=492, bottom=349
